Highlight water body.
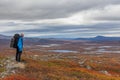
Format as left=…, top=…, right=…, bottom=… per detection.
left=36, top=44, right=60, bottom=47
left=84, top=47, right=95, bottom=50
left=49, top=50, right=78, bottom=53
left=98, top=46, right=112, bottom=48
left=94, top=48, right=120, bottom=53
left=97, top=50, right=120, bottom=53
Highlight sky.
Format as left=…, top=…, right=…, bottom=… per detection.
left=0, top=0, right=120, bottom=38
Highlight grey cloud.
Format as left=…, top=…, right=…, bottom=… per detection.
left=0, top=0, right=120, bottom=38
left=94, top=16, right=120, bottom=21
left=2, top=23, right=120, bottom=38
left=0, top=22, right=19, bottom=26
left=0, top=0, right=120, bottom=21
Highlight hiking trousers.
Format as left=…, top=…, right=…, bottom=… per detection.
left=16, top=47, right=22, bottom=62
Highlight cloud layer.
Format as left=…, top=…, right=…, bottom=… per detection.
left=0, top=0, right=120, bottom=38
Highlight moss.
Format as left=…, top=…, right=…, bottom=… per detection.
left=0, top=67, right=5, bottom=73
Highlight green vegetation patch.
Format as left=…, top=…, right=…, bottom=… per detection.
left=0, top=67, right=5, bottom=73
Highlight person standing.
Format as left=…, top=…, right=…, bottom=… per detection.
left=16, top=33, right=24, bottom=62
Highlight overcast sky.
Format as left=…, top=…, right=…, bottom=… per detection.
left=0, top=0, right=120, bottom=38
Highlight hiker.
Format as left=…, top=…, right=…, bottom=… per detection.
left=15, top=33, right=24, bottom=62
left=10, top=33, right=24, bottom=62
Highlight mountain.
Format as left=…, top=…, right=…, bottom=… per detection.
left=0, top=34, right=11, bottom=39
left=75, top=36, right=120, bottom=41
left=0, top=34, right=120, bottom=43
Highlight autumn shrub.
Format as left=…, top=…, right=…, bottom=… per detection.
left=1, top=74, right=35, bottom=80
left=16, top=58, right=120, bottom=80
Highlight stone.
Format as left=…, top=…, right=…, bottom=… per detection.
left=99, top=70, right=111, bottom=76
left=86, top=65, right=92, bottom=70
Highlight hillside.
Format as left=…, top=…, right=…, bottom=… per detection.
left=0, top=35, right=120, bottom=80
left=1, top=51, right=120, bottom=80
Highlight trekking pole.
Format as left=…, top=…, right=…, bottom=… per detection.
left=23, top=48, right=27, bottom=57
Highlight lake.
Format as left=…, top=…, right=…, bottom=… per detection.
left=49, top=50, right=78, bottom=53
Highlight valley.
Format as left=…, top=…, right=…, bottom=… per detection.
left=0, top=38, right=120, bottom=80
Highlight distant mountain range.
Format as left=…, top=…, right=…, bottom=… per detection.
left=0, top=34, right=120, bottom=42
left=75, top=36, right=120, bottom=41
left=0, top=34, right=11, bottom=39
left=0, top=35, right=68, bottom=45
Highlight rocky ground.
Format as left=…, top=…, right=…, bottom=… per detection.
left=0, top=56, right=25, bottom=78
